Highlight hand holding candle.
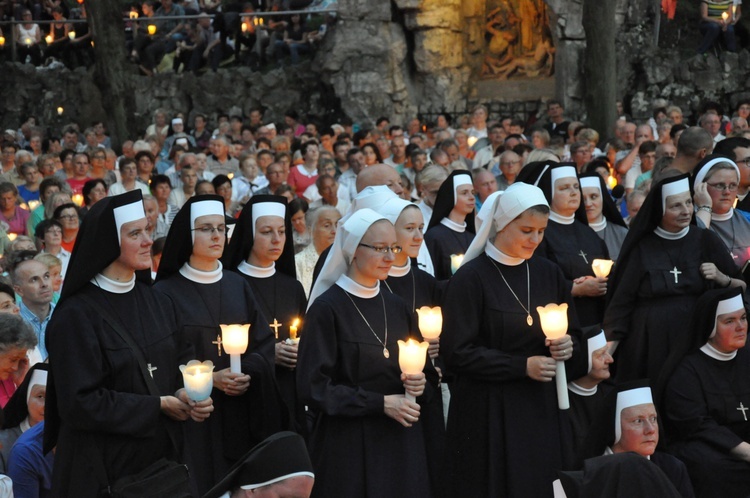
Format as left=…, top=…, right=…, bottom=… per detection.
left=220, top=324, right=250, bottom=373
left=398, top=338, right=429, bottom=402
left=288, top=318, right=300, bottom=344
left=417, top=306, right=442, bottom=359
left=536, top=303, right=571, bottom=410
left=179, top=360, right=214, bottom=401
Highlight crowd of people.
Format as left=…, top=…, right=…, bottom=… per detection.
left=0, top=0, right=333, bottom=72
left=0, top=97, right=750, bottom=496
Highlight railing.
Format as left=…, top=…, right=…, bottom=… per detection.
left=0, top=8, right=337, bottom=64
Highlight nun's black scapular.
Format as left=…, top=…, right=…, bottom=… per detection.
left=424, top=170, right=476, bottom=280
left=45, top=190, right=187, bottom=497
left=663, top=286, right=750, bottom=498
left=603, top=174, right=741, bottom=384
left=524, top=163, right=610, bottom=328
left=222, top=195, right=308, bottom=433
left=153, top=195, right=287, bottom=495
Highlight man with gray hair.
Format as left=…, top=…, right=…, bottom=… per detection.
left=494, top=150, right=522, bottom=190
left=207, top=136, right=240, bottom=176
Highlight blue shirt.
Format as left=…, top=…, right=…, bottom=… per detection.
left=18, top=301, right=54, bottom=361
left=7, top=422, right=53, bottom=498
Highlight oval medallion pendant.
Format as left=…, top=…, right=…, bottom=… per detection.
left=383, top=348, right=390, bottom=359
left=527, top=314, right=533, bottom=326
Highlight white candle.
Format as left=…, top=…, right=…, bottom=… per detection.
left=68, top=31, right=75, bottom=40
left=221, top=324, right=250, bottom=373
left=398, top=338, right=429, bottom=402
left=180, top=360, right=214, bottom=401
left=416, top=306, right=442, bottom=340
left=592, top=259, right=614, bottom=278
left=450, top=254, right=464, bottom=275
left=536, top=303, right=570, bottom=410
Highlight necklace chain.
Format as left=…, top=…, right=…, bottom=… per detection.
left=344, top=290, right=390, bottom=358
left=490, top=259, right=533, bottom=326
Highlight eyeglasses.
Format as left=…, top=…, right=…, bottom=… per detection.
left=706, top=182, right=739, bottom=192
left=57, top=214, right=78, bottom=220
left=45, top=228, right=62, bottom=235
left=736, top=157, right=750, bottom=165
left=358, top=243, right=403, bottom=254
left=192, top=225, right=226, bottom=235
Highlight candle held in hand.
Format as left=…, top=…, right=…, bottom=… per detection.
left=180, top=360, right=214, bottom=401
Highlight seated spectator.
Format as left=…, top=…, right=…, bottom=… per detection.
left=232, top=154, right=267, bottom=204
left=78, top=178, right=107, bottom=218
left=169, top=164, right=198, bottom=208
left=35, top=154, right=56, bottom=179
left=35, top=219, right=69, bottom=281
left=66, top=152, right=92, bottom=196
left=295, top=205, right=340, bottom=296
left=45, top=7, right=70, bottom=66
left=195, top=179, right=216, bottom=195
left=207, top=136, right=240, bottom=176
left=308, top=174, right=349, bottom=216
left=108, top=157, right=150, bottom=197
left=698, top=0, right=739, bottom=54
left=0, top=282, right=20, bottom=316
left=15, top=10, right=42, bottom=66
left=16, top=163, right=41, bottom=204
left=33, top=253, right=63, bottom=302
left=150, top=174, right=180, bottom=236
left=135, top=150, right=156, bottom=187
left=273, top=14, right=311, bottom=66
left=32, top=190, right=70, bottom=238
left=0, top=183, right=30, bottom=235
left=88, top=148, right=116, bottom=186
left=52, top=203, right=78, bottom=253
left=67, top=4, right=93, bottom=68
left=212, top=174, right=240, bottom=217
left=0, top=314, right=37, bottom=408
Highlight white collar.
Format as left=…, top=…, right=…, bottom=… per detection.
left=654, top=225, right=689, bottom=240
left=336, top=274, right=379, bottom=299
left=440, top=217, right=466, bottom=233
left=589, top=218, right=607, bottom=232
left=549, top=211, right=575, bottom=225
left=91, top=273, right=136, bottom=294
left=568, top=382, right=598, bottom=397
left=238, top=260, right=275, bottom=278
left=712, top=209, right=734, bottom=222
left=700, top=342, right=738, bottom=361
left=388, top=258, right=411, bottom=277
left=20, top=418, right=30, bottom=433
left=179, top=261, right=223, bottom=284
left=485, top=241, right=524, bottom=266
left=296, top=164, right=317, bottom=177
left=603, top=446, right=650, bottom=460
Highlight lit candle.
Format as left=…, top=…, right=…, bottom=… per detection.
left=71, top=193, right=84, bottom=206
left=606, top=175, right=617, bottom=189
left=259, top=17, right=264, bottom=26
left=289, top=318, right=300, bottom=342
left=536, top=303, right=570, bottom=410
left=220, top=323, right=250, bottom=373
left=45, top=34, right=52, bottom=44
left=241, top=22, right=248, bottom=32
left=130, top=11, right=139, bottom=19
left=27, top=200, right=40, bottom=211
left=0, top=37, right=5, bottom=46
left=68, top=31, right=75, bottom=40
left=416, top=306, right=442, bottom=340
left=467, top=136, right=478, bottom=148
left=24, top=37, right=32, bottom=46
left=723, top=11, right=729, bottom=22
left=227, top=173, right=234, bottom=179
left=7, top=233, right=17, bottom=242
left=57, top=106, right=64, bottom=116
left=591, top=259, right=614, bottom=278
left=148, top=24, right=157, bottom=35
left=179, top=360, right=214, bottom=401
left=450, top=254, right=464, bottom=274
left=733, top=4, right=737, bottom=21
left=397, top=338, right=429, bottom=402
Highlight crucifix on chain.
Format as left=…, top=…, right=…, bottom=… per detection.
left=212, top=334, right=223, bottom=356
left=739, top=402, right=749, bottom=421
left=269, top=318, right=282, bottom=339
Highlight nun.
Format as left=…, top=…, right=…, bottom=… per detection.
left=297, top=208, right=441, bottom=498
left=45, top=190, right=212, bottom=497
left=441, top=183, right=582, bottom=497
left=579, top=172, right=628, bottom=260
left=424, top=170, right=476, bottom=280
left=222, top=195, right=307, bottom=431
left=664, top=287, right=750, bottom=498
left=692, top=155, right=750, bottom=270
left=566, top=329, right=614, bottom=461
left=523, top=162, right=610, bottom=328
left=603, top=174, right=743, bottom=384
left=153, top=195, right=282, bottom=495
left=580, top=381, right=695, bottom=497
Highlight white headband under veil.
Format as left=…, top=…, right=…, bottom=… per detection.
left=462, top=183, right=549, bottom=266
left=307, top=208, right=387, bottom=308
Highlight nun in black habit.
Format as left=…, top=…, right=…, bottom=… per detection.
left=663, top=286, right=750, bottom=498
left=424, top=170, right=476, bottom=280
left=441, top=183, right=582, bottom=498
left=297, top=208, right=442, bottom=498
left=45, top=190, right=213, bottom=497
left=153, top=195, right=284, bottom=495
left=522, top=162, right=610, bottom=328
left=579, top=380, right=695, bottom=497
left=603, top=174, right=744, bottom=385
left=222, top=194, right=307, bottom=432
left=579, top=172, right=628, bottom=260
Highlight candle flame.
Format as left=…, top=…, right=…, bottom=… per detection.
left=148, top=24, right=157, bottom=35
left=68, top=31, right=75, bottom=40
left=0, top=37, right=5, bottom=46
left=130, top=11, right=139, bottom=19
left=606, top=175, right=617, bottom=189
left=45, top=35, right=52, bottom=44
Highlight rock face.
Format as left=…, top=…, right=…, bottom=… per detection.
left=0, top=0, right=746, bottom=134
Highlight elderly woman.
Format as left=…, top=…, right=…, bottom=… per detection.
left=289, top=197, right=310, bottom=254
left=223, top=195, right=307, bottom=431
left=604, top=174, right=744, bottom=384
left=295, top=205, right=341, bottom=297
left=664, top=287, right=750, bottom=497
left=46, top=190, right=213, bottom=496
left=691, top=155, right=750, bottom=269
left=441, top=182, right=580, bottom=497
left=0, top=363, right=47, bottom=474
left=154, top=195, right=280, bottom=495
left=580, top=172, right=628, bottom=260
left=0, top=183, right=30, bottom=236
left=297, top=208, right=441, bottom=497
